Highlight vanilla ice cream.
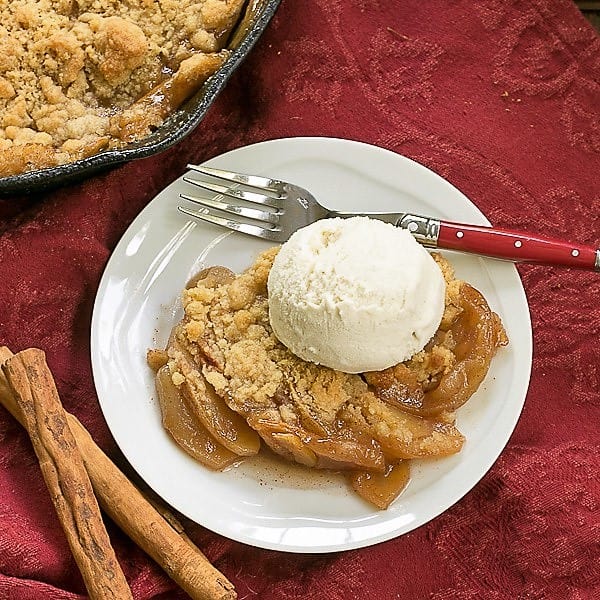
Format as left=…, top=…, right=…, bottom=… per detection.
left=267, top=217, right=446, bottom=373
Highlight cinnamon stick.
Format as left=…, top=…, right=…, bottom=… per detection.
left=1, top=348, right=133, bottom=600
left=0, top=347, right=237, bottom=600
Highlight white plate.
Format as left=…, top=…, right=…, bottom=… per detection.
left=91, top=137, right=532, bottom=553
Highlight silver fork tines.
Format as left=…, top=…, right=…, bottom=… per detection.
left=180, top=165, right=287, bottom=228
left=182, top=177, right=284, bottom=208
left=177, top=164, right=332, bottom=242
left=186, top=164, right=282, bottom=194
left=177, top=204, right=283, bottom=241
left=179, top=188, right=281, bottom=224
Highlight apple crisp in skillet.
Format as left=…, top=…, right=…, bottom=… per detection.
left=0, top=0, right=245, bottom=176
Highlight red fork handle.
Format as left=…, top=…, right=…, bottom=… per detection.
left=438, top=221, right=598, bottom=269
left=396, top=214, right=600, bottom=271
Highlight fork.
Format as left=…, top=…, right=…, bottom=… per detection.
left=178, top=164, right=600, bottom=271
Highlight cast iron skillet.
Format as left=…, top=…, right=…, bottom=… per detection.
left=0, top=0, right=281, bottom=195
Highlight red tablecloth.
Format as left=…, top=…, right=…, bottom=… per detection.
left=1, top=1, right=599, bottom=598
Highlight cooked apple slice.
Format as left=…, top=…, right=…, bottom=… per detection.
left=186, top=266, right=235, bottom=290
left=169, top=338, right=261, bottom=457
left=249, top=418, right=386, bottom=472
left=349, top=461, right=410, bottom=509
left=341, top=399, right=464, bottom=459
left=155, top=366, right=240, bottom=470
left=421, top=283, right=506, bottom=415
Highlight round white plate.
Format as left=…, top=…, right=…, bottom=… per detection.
left=91, top=137, right=532, bottom=553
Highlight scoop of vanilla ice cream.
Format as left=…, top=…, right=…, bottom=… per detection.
left=267, top=216, right=446, bottom=373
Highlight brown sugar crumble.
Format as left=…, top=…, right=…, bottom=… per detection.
left=0, top=0, right=245, bottom=177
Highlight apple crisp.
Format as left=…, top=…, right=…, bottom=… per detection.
left=0, top=0, right=246, bottom=177
left=149, top=248, right=508, bottom=509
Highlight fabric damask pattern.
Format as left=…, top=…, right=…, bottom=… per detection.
left=431, top=444, right=599, bottom=600
left=486, top=2, right=600, bottom=153
left=0, top=1, right=598, bottom=599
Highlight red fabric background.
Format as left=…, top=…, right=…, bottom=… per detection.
left=1, top=1, right=599, bottom=598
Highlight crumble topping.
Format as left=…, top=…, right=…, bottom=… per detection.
left=169, top=248, right=479, bottom=462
